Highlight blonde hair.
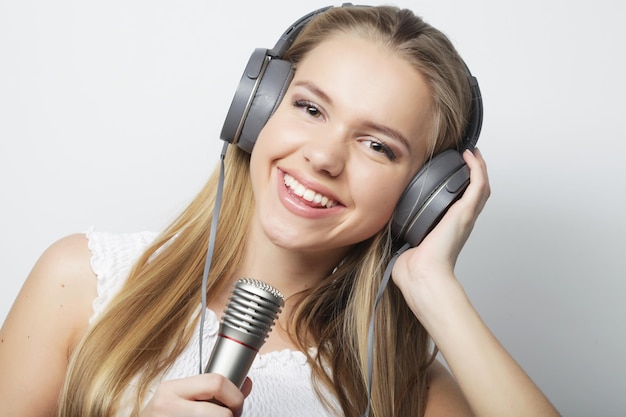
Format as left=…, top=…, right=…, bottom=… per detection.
left=57, top=6, right=473, bottom=417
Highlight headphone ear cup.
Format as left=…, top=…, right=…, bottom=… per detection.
left=237, top=58, right=293, bottom=153
left=391, top=150, right=470, bottom=247
left=220, top=48, right=294, bottom=153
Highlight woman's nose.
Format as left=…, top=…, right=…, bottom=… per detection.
left=301, top=129, right=347, bottom=177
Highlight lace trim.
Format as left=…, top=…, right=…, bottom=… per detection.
left=87, top=226, right=112, bottom=324
left=87, top=227, right=159, bottom=324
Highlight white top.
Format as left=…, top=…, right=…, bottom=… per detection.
left=86, top=228, right=338, bottom=417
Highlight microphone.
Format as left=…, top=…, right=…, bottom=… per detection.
left=204, top=278, right=284, bottom=388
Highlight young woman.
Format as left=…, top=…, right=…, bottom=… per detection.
left=0, top=5, right=560, bottom=417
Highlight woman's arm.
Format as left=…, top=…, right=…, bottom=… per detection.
left=423, top=277, right=559, bottom=417
left=0, top=234, right=97, bottom=417
left=393, top=149, right=561, bottom=417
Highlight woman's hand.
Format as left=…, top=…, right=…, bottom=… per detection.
left=139, top=374, right=252, bottom=417
left=391, top=148, right=490, bottom=321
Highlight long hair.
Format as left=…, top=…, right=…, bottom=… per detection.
left=57, top=6, right=473, bottom=417
left=282, top=8, right=472, bottom=416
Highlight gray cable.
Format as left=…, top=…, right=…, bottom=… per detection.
left=198, top=140, right=229, bottom=374
left=361, top=242, right=410, bottom=417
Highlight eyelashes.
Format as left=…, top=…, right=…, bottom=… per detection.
left=294, top=99, right=323, bottom=118
left=292, top=99, right=397, bottom=161
left=361, top=139, right=397, bottom=160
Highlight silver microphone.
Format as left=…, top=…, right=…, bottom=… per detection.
left=204, top=278, right=284, bottom=388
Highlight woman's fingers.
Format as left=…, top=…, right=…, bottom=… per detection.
left=425, top=148, right=490, bottom=253
left=460, top=148, right=491, bottom=217
left=140, top=373, right=248, bottom=417
left=240, top=377, right=253, bottom=398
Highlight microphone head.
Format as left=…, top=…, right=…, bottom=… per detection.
left=220, top=278, right=284, bottom=350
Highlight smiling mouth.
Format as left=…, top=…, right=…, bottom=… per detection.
left=283, top=173, right=337, bottom=208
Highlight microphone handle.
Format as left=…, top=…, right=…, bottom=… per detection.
left=204, top=325, right=259, bottom=388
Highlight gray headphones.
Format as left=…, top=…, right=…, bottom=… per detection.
left=220, top=4, right=483, bottom=247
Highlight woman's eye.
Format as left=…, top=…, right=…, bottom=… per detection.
left=294, top=100, right=322, bottom=118
left=364, top=139, right=397, bottom=161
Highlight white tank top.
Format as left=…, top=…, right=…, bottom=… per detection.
left=86, top=228, right=338, bottom=417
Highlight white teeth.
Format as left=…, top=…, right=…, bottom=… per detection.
left=294, top=183, right=306, bottom=197
left=283, top=173, right=336, bottom=208
left=303, top=189, right=315, bottom=201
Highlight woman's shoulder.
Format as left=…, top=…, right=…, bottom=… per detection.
left=0, top=229, right=161, bottom=415
left=5, top=229, right=160, bottom=347
left=28, top=232, right=97, bottom=311
left=0, top=233, right=98, bottom=415
left=24, top=233, right=100, bottom=346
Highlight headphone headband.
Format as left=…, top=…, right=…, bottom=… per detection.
left=464, top=70, right=483, bottom=150
left=221, top=4, right=482, bottom=153
left=268, top=6, right=333, bottom=58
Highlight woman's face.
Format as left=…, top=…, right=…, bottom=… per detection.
left=249, top=33, right=432, bottom=255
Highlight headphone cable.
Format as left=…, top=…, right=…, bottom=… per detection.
left=361, top=241, right=410, bottom=417
left=198, top=140, right=229, bottom=374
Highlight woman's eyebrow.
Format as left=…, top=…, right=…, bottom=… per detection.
left=361, top=121, right=411, bottom=150
left=292, top=80, right=333, bottom=105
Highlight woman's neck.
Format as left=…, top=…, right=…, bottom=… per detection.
left=207, top=226, right=348, bottom=353
left=237, top=221, right=347, bottom=301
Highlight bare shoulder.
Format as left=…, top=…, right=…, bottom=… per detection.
left=7, top=233, right=97, bottom=343
left=424, top=359, right=474, bottom=417
left=0, top=233, right=97, bottom=416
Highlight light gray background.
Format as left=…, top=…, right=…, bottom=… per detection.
left=1, top=1, right=624, bottom=415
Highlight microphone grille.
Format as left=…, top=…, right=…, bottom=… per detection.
left=238, top=277, right=284, bottom=302
left=221, top=278, right=284, bottom=341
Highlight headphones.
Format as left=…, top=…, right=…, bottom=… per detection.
left=219, top=4, right=483, bottom=247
